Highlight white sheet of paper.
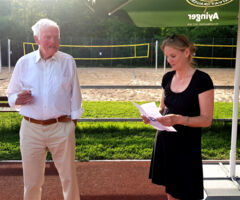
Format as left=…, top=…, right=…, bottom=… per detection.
left=133, top=102, right=176, bottom=132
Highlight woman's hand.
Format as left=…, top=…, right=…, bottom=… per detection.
left=141, top=115, right=150, bottom=124
left=156, top=114, right=179, bottom=127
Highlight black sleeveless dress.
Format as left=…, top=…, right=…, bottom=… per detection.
left=149, top=69, right=214, bottom=200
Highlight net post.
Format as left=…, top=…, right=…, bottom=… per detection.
left=8, top=39, right=11, bottom=73
left=229, top=0, right=240, bottom=178
left=0, top=40, right=2, bottom=73
left=163, top=55, right=166, bottom=74
left=23, top=42, right=26, bottom=55
left=155, top=40, right=158, bottom=70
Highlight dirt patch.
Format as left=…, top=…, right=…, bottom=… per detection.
left=0, top=67, right=237, bottom=102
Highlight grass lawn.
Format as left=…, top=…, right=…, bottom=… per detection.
left=0, top=101, right=239, bottom=161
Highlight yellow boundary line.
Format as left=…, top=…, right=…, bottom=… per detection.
left=60, top=43, right=149, bottom=48
left=74, top=56, right=149, bottom=60
left=194, top=44, right=236, bottom=48
left=194, top=56, right=236, bottom=60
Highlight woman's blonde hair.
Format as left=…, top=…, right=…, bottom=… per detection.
left=161, top=34, right=197, bottom=65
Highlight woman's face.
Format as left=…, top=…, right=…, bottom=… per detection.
left=164, top=46, right=189, bottom=70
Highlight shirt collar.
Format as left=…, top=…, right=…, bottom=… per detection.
left=35, top=49, right=58, bottom=63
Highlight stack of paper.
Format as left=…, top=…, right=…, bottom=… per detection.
left=132, top=102, right=176, bottom=132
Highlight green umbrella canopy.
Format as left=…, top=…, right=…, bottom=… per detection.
left=85, top=0, right=238, bottom=27
left=124, top=0, right=238, bottom=27
left=84, top=0, right=135, bottom=24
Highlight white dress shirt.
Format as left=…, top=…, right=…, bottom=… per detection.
left=7, top=50, right=83, bottom=120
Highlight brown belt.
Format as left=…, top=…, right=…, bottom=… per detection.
left=24, top=115, right=71, bottom=126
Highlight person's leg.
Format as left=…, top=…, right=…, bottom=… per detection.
left=20, top=119, right=47, bottom=200
left=47, top=121, right=80, bottom=200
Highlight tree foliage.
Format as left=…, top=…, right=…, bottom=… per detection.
left=0, top=0, right=237, bottom=66
left=0, top=0, right=237, bottom=40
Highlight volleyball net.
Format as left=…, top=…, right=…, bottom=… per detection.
left=193, top=44, right=237, bottom=60
left=20, top=39, right=237, bottom=68
left=23, top=42, right=150, bottom=60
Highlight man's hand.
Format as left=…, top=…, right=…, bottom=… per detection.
left=15, top=90, right=33, bottom=105
left=72, top=119, right=77, bottom=127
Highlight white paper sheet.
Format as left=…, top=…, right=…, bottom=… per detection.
left=133, top=102, right=176, bottom=132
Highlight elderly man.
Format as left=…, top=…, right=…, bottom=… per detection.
left=7, top=18, right=82, bottom=200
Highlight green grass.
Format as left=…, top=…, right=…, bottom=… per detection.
left=82, top=101, right=237, bottom=119
left=202, top=122, right=235, bottom=160
left=213, top=102, right=234, bottom=119
left=75, top=122, right=155, bottom=161
left=82, top=101, right=141, bottom=118
left=0, top=101, right=239, bottom=161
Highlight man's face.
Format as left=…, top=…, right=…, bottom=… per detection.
left=34, top=26, right=60, bottom=60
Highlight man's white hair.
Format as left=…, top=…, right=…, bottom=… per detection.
left=31, top=18, right=60, bottom=38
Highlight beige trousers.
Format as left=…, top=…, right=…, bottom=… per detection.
left=20, top=118, right=80, bottom=200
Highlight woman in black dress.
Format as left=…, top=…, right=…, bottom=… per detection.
left=142, top=35, right=214, bottom=200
